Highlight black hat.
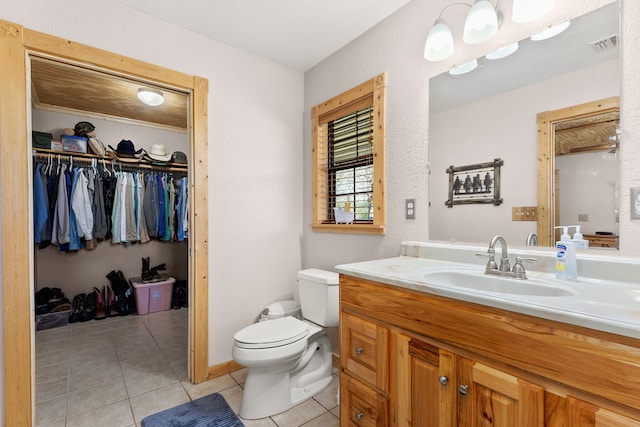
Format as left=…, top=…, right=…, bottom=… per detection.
left=74, top=121, right=95, bottom=137
left=172, top=151, right=187, bottom=164
left=108, top=140, right=143, bottom=159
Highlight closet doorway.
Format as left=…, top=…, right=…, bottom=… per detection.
left=0, top=21, right=209, bottom=426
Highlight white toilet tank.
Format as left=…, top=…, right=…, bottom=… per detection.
left=297, top=269, right=339, bottom=327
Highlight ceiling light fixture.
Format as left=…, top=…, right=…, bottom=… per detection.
left=449, top=59, right=479, bottom=76
left=530, top=21, right=570, bottom=41
left=485, top=42, right=519, bottom=60
left=512, top=0, right=555, bottom=23
left=424, top=1, right=501, bottom=62
left=137, top=88, right=165, bottom=106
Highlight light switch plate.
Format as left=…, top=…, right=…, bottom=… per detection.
left=406, top=198, right=415, bottom=219
left=631, top=188, right=640, bottom=220
left=512, top=206, right=537, bottom=221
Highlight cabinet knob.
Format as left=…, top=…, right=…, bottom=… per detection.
left=354, top=346, right=364, bottom=355
left=438, top=375, right=449, bottom=386
left=457, top=384, right=469, bottom=395
left=355, top=412, right=364, bottom=421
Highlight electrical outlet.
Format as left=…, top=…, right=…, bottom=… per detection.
left=578, top=213, right=589, bottom=222
left=406, top=198, right=415, bottom=219
left=631, top=188, right=640, bottom=220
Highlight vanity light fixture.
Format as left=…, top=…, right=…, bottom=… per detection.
left=463, top=0, right=501, bottom=45
left=485, top=42, right=519, bottom=59
left=137, top=88, right=165, bottom=106
left=530, top=21, right=570, bottom=41
left=424, top=0, right=500, bottom=62
left=449, top=59, right=479, bottom=76
left=512, top=0, right=555, bottom=23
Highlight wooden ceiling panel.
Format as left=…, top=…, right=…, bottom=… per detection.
left=30, top=57, right=188, bottom=130
left=555, top=111, right=619, bottom=155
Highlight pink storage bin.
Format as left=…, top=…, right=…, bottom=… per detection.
left=130, top=276, right=175, bottom=315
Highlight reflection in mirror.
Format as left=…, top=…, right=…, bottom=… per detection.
left=428, top=2, right=620, bottom=248
left=536, top=97, right=620, bottom=248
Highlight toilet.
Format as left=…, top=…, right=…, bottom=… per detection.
left=232, top=268, right=339, bottom=419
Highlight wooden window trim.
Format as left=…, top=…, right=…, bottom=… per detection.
left=311, top=73, right=386, bottom=234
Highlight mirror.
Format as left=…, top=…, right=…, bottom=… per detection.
left=428, top=2, right=620, bottom=247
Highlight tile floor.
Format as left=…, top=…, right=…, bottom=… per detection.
left=35, top=309, right=340, bottom=426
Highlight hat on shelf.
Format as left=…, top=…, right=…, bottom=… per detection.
left=108, top=139, right=143, bottom=162
left=74, top=121, right=96, bottom=138
left=145, top=143, right=172, bottom=162
left=172, top=151, right=187, bottom=165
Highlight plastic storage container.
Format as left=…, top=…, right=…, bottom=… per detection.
left=36, top=309, right=71, bottom=331
left=130, top=276, right=175, bottom=315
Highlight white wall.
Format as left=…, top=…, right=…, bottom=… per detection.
left=1, top=0, right=304, bottom=368
left=556, top=151, right=619, bottom=235
left=303, top=0, right=640, bottom=273
left=429, top=60, right=619, bottom=244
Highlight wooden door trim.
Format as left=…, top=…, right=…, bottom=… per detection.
left=0, top=20, right=209, bottom=426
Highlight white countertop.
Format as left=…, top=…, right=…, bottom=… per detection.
left=335, top=241, right=640, bottom=340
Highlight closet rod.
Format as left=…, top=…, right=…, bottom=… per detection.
left=32, top=149, right=187, bottom=173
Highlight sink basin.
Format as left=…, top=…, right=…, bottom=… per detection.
left=423, top=270, right=576, bottom=297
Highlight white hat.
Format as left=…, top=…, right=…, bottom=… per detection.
left=146, top=143, right=172, bottom=162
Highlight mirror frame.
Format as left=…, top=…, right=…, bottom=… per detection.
left=536, top=96, right=620, bottom=246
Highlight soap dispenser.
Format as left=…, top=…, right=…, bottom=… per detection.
left=570, top=225, right=589, bottom=249
left=554, top=226, right=577, bottom=281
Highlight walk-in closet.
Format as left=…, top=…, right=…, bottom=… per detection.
left=31, top=57, right=192, bottom=425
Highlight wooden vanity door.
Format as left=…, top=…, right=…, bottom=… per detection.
left=457, top=358, right=544, bottom=427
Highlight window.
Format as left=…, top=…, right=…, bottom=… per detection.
left=311, top=73, right=386, bottom=233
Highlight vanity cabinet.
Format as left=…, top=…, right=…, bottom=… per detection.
left=339, top=274, right=640, bottom=427
left=340, top=311, right=389, bottom=426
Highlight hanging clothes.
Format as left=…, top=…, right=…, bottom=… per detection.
left=34, top=155, right=188, bottom=249
left=33, top=163, right=48, bottom=245
left=51, top=163, right=70, bottom=246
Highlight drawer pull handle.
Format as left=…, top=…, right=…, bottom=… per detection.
left=355, top=412, right=364, bottom=421
left=354, top=346, right=364, bottom=355
left=438, top=375, right=449, bottom=386
left=458, top=384, right=469, bottom=395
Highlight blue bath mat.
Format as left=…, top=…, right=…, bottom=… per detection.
left=141, top=393, right=244, bottom=427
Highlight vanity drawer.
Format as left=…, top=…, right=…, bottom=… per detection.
left=341, top=374, right=388, bottom=427
left=341, top=311, right=389, bottom=392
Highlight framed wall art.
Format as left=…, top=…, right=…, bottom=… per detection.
left=445, top=158, right=503, bottom=207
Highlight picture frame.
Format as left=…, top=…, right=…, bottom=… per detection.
left=445, top=158, right=503, bottom=207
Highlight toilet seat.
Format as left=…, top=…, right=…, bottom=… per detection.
left=234, top=316, right=309, bottom=349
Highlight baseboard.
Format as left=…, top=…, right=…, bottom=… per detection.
left=207, top=360, right=244, bottom=380
left=332, top=352, right=340, bottom=369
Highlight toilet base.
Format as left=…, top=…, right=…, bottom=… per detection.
left=239, top=334, right=333, bottom=420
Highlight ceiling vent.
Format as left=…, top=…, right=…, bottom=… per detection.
left=589, top=35, right=618, bottom=53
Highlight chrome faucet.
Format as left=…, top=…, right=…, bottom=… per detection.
left=477, top=235, right=536, bottom=280
left=526, top=233, right=538, bottom=246
left=489, top=235, right=510, bottom=272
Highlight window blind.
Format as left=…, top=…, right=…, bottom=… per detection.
left=327, top=106, right=374, bottom=222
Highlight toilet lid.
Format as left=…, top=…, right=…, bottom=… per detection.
left=234, top=316, right=309, bottom=349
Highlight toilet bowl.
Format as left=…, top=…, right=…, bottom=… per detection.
left=232, top=269, right=339, bottom=419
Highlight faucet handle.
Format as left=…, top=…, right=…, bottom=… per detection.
left=512, top=257, right=537, bottom=279
left=476, top=252, right=498, bottom=270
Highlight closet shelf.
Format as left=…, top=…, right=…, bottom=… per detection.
left=33, top=148, right=188, bottom=172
